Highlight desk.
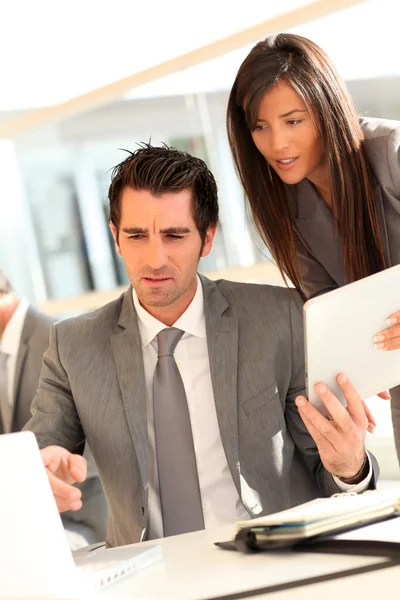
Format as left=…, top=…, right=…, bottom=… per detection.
left=100, top=524, right=400, bottom=600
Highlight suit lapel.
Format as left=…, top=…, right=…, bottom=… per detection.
left=293, top=180, right=345, bottom=286
left=291, top=178, right=392, bottom=283
left=110, top=289, right=149, bottom=490
left=200, top=276, right=240, bottom=495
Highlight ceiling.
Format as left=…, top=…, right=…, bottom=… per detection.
left=126, top=0, right=400, bottom=100
left=0, top=0, right=315, bottom=111
left=0, top=0, right=397, bottom=135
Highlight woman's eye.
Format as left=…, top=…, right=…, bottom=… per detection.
left=287, top=119, right=302, bottom=126
left=253, top=124, right=267, bottom=131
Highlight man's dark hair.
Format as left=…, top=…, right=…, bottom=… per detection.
left=108, top=143, right=219, bottom=243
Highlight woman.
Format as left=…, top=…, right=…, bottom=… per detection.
left=227, top=33, right=400, bottom=451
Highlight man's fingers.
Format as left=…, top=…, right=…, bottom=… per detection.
left=295, top=396, right=340, bottom=445
left=53, top=494, right=83, bottom=512
left=40, top=446, right=86, bottom=513
left=69, top=454, right=87, bottom=482
left=336, top=374, right=368, bottom=430
left=46, top=470, right=82, bottom=512
left=41, top=445, right=65, bottom=468
left=312, top=381, right=354, bottom=433
left=40, top=446, right=87, bottom=484
left=296, top=398, right=334, bottom=451
left=297, top=390, right=367, bottom=479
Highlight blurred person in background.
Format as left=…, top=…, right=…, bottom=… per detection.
left=0, top=270, right=107, bottom=549
left=227, top=32, right=400, bottom=464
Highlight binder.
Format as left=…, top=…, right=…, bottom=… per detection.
left=215, top=488, right=400, bottom=555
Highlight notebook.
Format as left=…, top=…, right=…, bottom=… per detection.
left=216, top=488, right=400, bottom=553
left=303, top=264, right=400, bottom=415
left=0, top=431, right=162, bottom=599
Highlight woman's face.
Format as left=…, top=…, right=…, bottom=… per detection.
left=250, top=80, right=326, bottom=186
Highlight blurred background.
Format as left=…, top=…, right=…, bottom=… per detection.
left=0, top=0, right=398, bottom=479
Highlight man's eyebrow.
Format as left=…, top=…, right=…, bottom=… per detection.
left=160, top=227, right=191, bottom=234
left=121, top=227, right=191, bottom=234
left=121, top=227, right=148, bottom=234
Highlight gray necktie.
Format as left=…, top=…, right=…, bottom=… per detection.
left=0, top=351, right=12, bottom=434
left=153, top=327, right=205, bottom=537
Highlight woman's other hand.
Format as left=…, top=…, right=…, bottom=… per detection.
left=374, top=311, right=400, bottom=351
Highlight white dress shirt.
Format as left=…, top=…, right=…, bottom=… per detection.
left=132, top=278, right=371, bottom=538
left=0, top=298, right=29, bottom=407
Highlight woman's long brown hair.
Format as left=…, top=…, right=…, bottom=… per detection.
left=227, top=33, right=385, bottom=301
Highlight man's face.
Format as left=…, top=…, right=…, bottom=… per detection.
left=110, top=187, right=216, bottom=319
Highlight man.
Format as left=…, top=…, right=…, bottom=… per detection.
left=0, top=272, right=107, bottom=547
left=25, top=144, right=378, bottom=548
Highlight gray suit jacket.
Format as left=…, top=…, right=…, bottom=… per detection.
left=25, top=277, right=378, bottom=548
left=285, top=116, right=400, bottom=463
left=7, top=305, right=107, bottom=542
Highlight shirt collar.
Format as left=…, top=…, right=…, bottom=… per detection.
left=0, top=298, right=29, bottom=357
left=132, top=275, right=206, bottom=349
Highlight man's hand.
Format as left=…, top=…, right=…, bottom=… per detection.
left=375, top=311, right=400, bottom=351
left=40, top=446, right=87, bottom=512
left=295, top=374, right=367, bottom=479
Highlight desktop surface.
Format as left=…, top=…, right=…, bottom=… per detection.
left=100, top=524, right=400, bottom=600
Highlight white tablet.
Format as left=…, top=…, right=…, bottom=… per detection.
left=304, top=264, right=400, bottom=415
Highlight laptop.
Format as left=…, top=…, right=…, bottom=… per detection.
left=0, top=431, right=162, bottom=599
left=304, top=264, right=400, bottom=415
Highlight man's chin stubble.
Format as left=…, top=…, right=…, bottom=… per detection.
left=139, top=290, right=177, bottom=308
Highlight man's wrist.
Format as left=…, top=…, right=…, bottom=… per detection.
left=337, top=454, right=368, bottom=485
